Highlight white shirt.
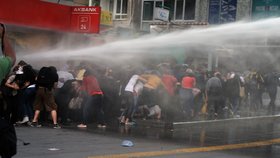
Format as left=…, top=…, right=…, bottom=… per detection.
left=57, top=71, right=74, bottom=88
left=125, top=75, right=139, bottom=92
left=134, top=81, right=144, bottom=95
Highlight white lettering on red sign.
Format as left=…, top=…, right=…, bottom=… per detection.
left=73, top=8, right=97, bottom=13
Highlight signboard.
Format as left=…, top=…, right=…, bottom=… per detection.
left=208, top=0, right=237, bottom=24
left=101, top=10, right=113, bottom=26
left=70, top=7, right=101, bottom=33
left=252, top=0, right=280, bottom=19
left=0, top=0, right=101, bottom=33
left=154, top=7, right=170, bottom=21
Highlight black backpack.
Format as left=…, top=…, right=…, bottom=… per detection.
left=36, top=67, right=52, bottom=89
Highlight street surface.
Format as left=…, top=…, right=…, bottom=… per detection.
left=14, top=116, right=280, bottom=158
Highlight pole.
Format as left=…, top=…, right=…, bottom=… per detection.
left=208, top=52, right=213, bottom=71
left=89, top=0, right=92, bottom=6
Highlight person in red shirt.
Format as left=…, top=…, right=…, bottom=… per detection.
left=160, top=68, right=179, bottom=120
left=77, top=68, right=105, bottom=128
left=161, top=69, right=178, bottom=96
left=179, top=69, right=196, bottom=120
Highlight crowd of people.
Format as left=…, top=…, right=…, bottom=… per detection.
left=0, top=55, right=279, bottom=130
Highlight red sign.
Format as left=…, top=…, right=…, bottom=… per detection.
left=0, top=0, right=100, bottom=34
left=70, top=7, right=101, bottom=33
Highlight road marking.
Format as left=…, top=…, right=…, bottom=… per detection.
left=88, top=138, right=280, bottom=158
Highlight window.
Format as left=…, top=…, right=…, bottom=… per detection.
left=114, top=0, right=128, bottom=20
left=184, top=0, right=195, bottom=20
left=109, top=0, right=114, bottom=12
left=164, top=0, right=175, bottom=20
left=143, top=1, right=154, bottom=20
left=142, top=0, right=163, bottom=21
left=175, top=0, right=196, bottom=20
left=175, top=0, right=184, bottom=20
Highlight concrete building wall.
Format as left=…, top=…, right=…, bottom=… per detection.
left=195, top=0, right=209, bottom=22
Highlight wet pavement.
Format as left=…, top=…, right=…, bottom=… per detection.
left=12, top=91, right=280, bottom=158
left=14, top=114, right=280, bottom=158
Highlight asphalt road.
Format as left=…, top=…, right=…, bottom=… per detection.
left=14, top=117, right=280, bottom=158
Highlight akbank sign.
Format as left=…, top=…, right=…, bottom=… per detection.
left=73, top=7, right=98, bottom=13
left=154, top=8, right=170, bottom=21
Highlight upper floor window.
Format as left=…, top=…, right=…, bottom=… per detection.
left=142, top=0, right=195, bottom=21
left=114, top=0, right=128, bottom=20
left=175, top=0, right=196, bottom=20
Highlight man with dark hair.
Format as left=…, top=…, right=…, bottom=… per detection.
left=0, top=23, right=17, bottom=158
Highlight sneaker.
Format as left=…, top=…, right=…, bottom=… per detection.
left=53, top=124, right=61, bottom=129
left=17, top=116, right=29, bottom=124
left=125, top=122, right=136, bottom=126
left=29, top=122, right=42, bottom=128
left=97, top=124, right=106, bottom=128
left=77, top=124, right=87, bottom=128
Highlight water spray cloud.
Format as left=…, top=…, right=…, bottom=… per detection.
left=20, top=18, right=280, bottom=65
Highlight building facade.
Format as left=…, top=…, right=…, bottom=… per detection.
left=43, top=0, right=280, bottom=32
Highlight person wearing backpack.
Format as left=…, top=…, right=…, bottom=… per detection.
left=31, top=66, right=61, bottom=129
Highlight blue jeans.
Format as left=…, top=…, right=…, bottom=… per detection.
left=17, top=87, right=35, bottom=121
left=179, top=88, right=194, bottom=117
left=123, top=92, right=138, bottom=120
left=229, top=96, right=239, bottom=114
